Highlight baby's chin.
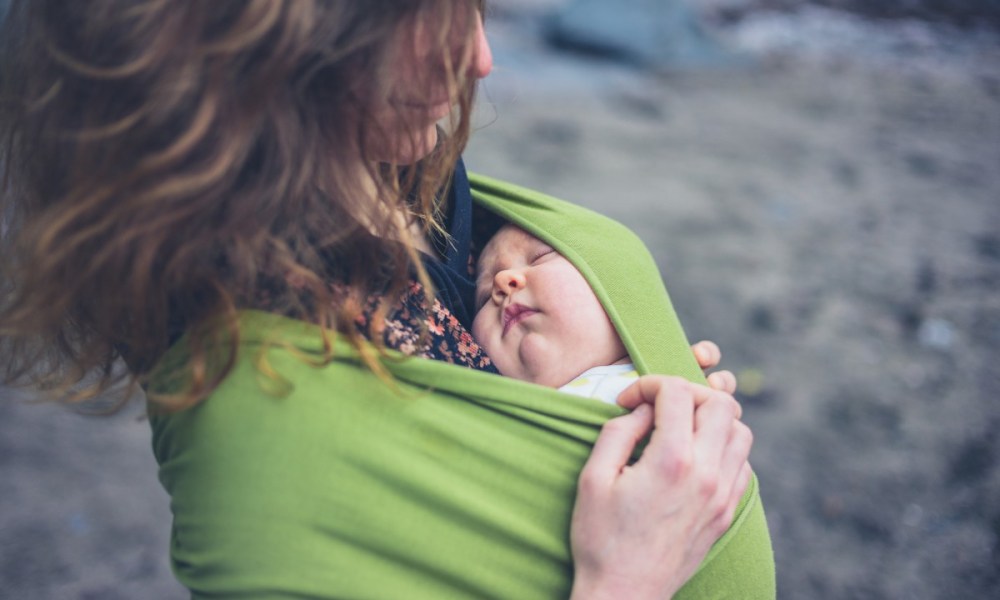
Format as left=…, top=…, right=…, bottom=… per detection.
left=517, top=361, right=587, bottom=389
left=509, top=339, right=588, bottom=388
left=485, top=335, right=590, bottom=388
left=487, top=355, right=573, bottom=388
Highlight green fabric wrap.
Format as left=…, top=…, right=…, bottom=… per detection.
left=150, top=174, right=775, bottom=599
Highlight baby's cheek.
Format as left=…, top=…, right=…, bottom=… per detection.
left=471, top=313, right=490, bottom=347
left=471, top=314, right=505, bottom=374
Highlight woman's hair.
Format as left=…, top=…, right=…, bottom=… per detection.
left=0, top=0, right=486, bottom=410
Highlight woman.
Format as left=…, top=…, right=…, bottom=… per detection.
left=0, top=1, right=773, bottom=598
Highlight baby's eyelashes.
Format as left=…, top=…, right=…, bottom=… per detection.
left=531, top=248, right=554, bottom=263
left=476, top=247, right=550, bottom=310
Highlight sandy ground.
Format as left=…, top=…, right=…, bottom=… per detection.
left=2, top=3, right=999, bottom=599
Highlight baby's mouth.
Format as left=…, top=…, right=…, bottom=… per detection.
left=502, top=303, right=538, bottom=337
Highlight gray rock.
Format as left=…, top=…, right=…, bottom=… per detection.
left=545, top=0, right=737, bottom=67
left=751, top=1, right=1000, bottom=27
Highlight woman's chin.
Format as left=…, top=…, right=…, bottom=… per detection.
left=377, top=126, right=439, bottom=166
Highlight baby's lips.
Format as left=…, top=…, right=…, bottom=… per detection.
left=502, top=303, right=537, bottom=336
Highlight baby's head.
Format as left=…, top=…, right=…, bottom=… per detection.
left=472, top=224, right=627, bottom=387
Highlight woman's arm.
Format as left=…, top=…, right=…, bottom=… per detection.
left=569, top=376, right=753, bottom=599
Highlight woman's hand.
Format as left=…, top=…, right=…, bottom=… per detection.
left=691, top=340, right=737, bottom=394
left=569, top=376, right=753, bottom=600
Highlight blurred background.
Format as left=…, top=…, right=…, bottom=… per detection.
left=3, top=0, right=999, bottom=598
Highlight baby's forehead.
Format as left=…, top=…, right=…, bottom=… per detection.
left=478, top=225, right=539, bottom=267
left=476, top=226, right=542, bottom=291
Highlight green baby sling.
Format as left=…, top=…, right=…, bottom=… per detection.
left=150, top=174, right=776, bottom=599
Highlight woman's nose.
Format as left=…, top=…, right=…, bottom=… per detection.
left=470, top=15, right=493, bottom=79
left=491, top=268, right=524, bottom=302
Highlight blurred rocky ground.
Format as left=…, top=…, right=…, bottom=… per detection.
left=723, top=0, right=1000, bottom=27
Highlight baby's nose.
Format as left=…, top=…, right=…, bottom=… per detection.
left=492, top=268, right=525, bottom=299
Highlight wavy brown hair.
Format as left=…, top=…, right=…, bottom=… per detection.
left=0, top=0, right=487, bottom=410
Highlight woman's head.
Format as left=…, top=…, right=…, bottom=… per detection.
left=370, top=1, right=492, bottom=164
left=0, top=0, right=491, bottom=407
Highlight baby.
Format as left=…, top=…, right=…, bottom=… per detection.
left=472, top=224, right=730, bottom=403
left=471, top=223, right=634, bottom=402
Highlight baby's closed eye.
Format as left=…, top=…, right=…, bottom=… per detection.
left=531, top=248, right=554, bottom=263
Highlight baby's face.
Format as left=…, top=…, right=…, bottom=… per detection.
left=472, top=225, right=626, bottom=388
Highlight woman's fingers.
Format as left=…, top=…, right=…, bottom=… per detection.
left=688, top=386, right=750, bottom=532
left=711, top=460, right=754, bottom=538
left=709, top=420, right=754, bottom=523
left=733, top=461, right=753, bottom=505
left=717, top=422, right=753, bottom=492
left=615, top=377, right=748, bottom=508
left=691, top=340, right=721, bottom=369
left=690, top=382, right=742, bottom=420
left=650, top=378, right=697, bottom=436
left=616, top=376, right=699, bottom=482
left=700, top=416, right=754, bottom=536
left=617, top=375, right=696, bottom=410
left=619, top=377, right=699, bottom=479
left=690, top=390, right=741, bottom=495
left=580, top=404, right=653, bottom=487
left=571, top=377, right=758, bottom=600
left=613, top=376, right=647, bottom=410
left=618, top=378, right=743, bottom=479
left=693, top=341, right=739, bottom=394
left=706, top=369, right=737, bottom=394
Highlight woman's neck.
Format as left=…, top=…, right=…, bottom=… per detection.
left=352, top=161, right=436, bottom=257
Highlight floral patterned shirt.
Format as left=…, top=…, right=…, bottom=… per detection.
left=352, top=279, right=496, bottom=371
left=353, top=159, right=503, bottom=373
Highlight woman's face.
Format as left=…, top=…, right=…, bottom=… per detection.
left=370, top=4, right=493, bottom=165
